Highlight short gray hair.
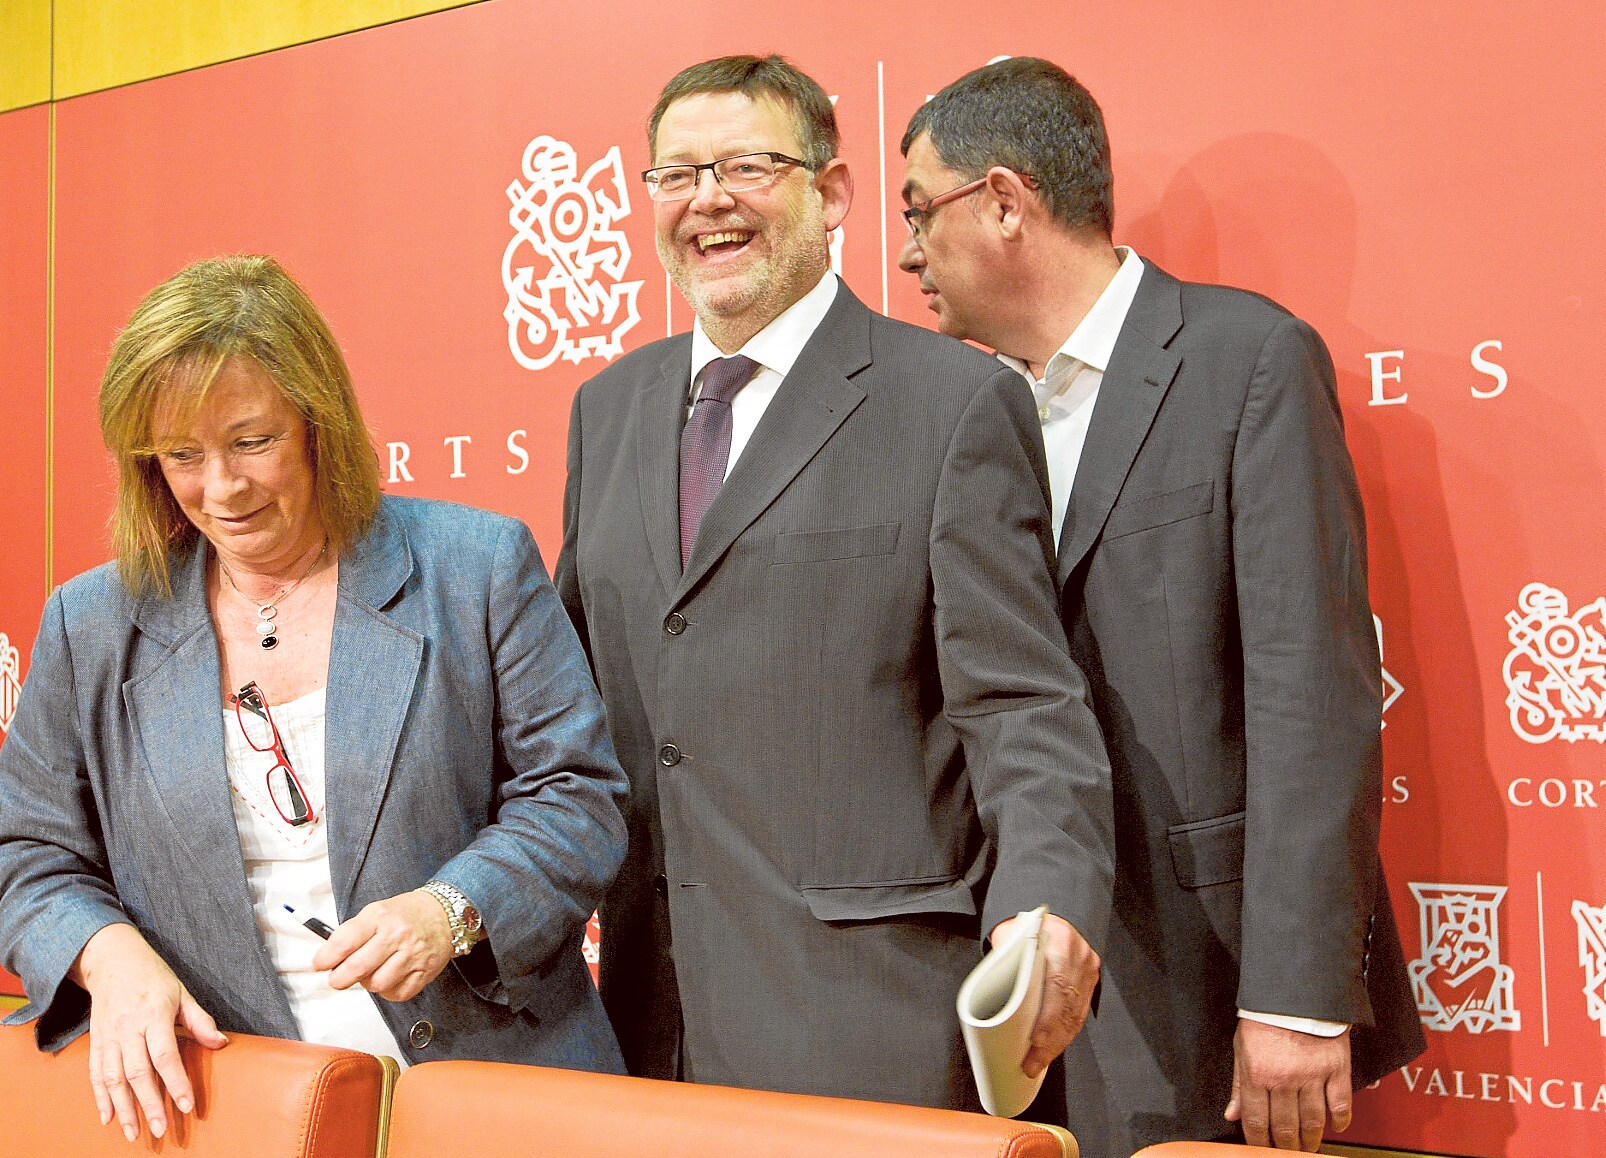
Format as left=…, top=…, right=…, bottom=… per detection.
left=902, top=57, right=1113, bottom=235
left=649, top=54, right=839, bottom=171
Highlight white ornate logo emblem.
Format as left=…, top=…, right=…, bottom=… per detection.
left=502, top=136, right=642, bottom=371
left=0, top=632, right=20, bottom=735
left=1375, top=615, right=1403, bottom=727
left=1408, top=882, right=1521, bottom=1034
left=1503, top=582, right=1606, bottom=744
left=1574, top=900, right=1606, bottom=1037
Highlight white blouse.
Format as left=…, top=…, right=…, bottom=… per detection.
left=222, top=687, right=407, bottom=1065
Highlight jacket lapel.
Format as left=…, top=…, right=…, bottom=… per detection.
left=674, top=288, right=870, bottom=602
left=1058, top=264, right=1184, bottom=587
left=125, top=544, right=259, bottom=927
left=638, top=336, right=694, bottom=597
left=322, top=502, right=424, bottom=913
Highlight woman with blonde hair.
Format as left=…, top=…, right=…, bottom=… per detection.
left=0, top=255, right=628, bottom=1141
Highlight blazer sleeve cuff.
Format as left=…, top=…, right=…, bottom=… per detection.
left=981, top=867, right=1111, bottom=958
left=433, top=859, right=572, bottom=1014
left=10, top=904, right=131, bottom=1052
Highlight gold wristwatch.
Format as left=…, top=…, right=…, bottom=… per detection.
left=418, top=879, right=485, bottom=957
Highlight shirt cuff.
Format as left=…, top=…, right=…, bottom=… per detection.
left=1238, top=1009, right=1349, bottom=1037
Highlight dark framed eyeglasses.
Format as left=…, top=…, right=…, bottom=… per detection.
left=902, top=172, right=1039, bottom=239
left=231, top=681, right=315, bottom=827
left=642, top=151, right=807, bottom=202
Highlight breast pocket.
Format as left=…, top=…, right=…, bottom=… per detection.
left=772, top=522, right=901, bottom=564
left=1103, top=480, right=1214, bottom=541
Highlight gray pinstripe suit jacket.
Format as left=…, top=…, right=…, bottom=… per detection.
left=557, top=283, right=1114, bottom=1109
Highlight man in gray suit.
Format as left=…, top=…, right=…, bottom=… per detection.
left=555, top=54, right=1114, bottom=1109
left=897, top=58, right=1423, bottom=1154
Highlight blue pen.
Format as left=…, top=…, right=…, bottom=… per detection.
left=283, top=903, right=335, bottom=939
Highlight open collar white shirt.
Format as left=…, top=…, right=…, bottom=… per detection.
left=997, top=246, right=1144, bottom=548
left=688, top=270, right=839, bottom=480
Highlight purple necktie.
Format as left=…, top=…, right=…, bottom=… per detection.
left=679, top=354, right=758, bottom=567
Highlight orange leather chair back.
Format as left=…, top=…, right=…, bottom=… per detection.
left=0, top=1023, right=388, bottom=1156
left=1131, top=1144, right=1290, bottom=1156
left=386, top=1062, right=1076, bottom=1158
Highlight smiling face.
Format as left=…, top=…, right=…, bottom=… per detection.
left=153, top=356, right=324, bottom=576
left=897, top=133, right=1004, bottom=347
left=652, top=90, right=850, bottom=348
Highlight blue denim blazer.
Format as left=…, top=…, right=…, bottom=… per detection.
left=0, top=495, right=627, bottom=1072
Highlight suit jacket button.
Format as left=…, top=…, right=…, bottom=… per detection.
left=408, top=1019, right=434, bottom=1049
left=654, top=873, right=668, bottom=898
left=658, top=744, right=681, bottom=766
left=664, top=613, right=687, bottom=635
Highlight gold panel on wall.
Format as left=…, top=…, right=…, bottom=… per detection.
left=54, top=0, right=484, bottom=99
left=0, top=0, right=52, bottom=112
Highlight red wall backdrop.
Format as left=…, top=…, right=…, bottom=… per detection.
left=5, top=2, right=1605, bottom=1153
left=0, top=104, right=50, bottom=1001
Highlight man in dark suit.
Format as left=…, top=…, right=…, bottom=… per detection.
left=554, top=55, right=1115, bottom=1109
left=897, top=58, right=1424, bottom=1154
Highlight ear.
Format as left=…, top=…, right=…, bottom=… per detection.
left=814, top=158, right=854, bottom=232
left=984, top=166, right=1034, bottom=241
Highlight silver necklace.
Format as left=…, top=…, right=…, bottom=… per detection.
left=218, top=539, right=328, bottom=651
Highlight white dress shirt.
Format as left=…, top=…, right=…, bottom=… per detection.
left=1001, top=247, right=1346, bottom=1040
left=687, top=271, right=840, bottom=478
left=997, top=246, right=1144, bottom=548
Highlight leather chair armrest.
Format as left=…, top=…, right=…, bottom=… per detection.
left=0, top=1022, right=387, bottom=1157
